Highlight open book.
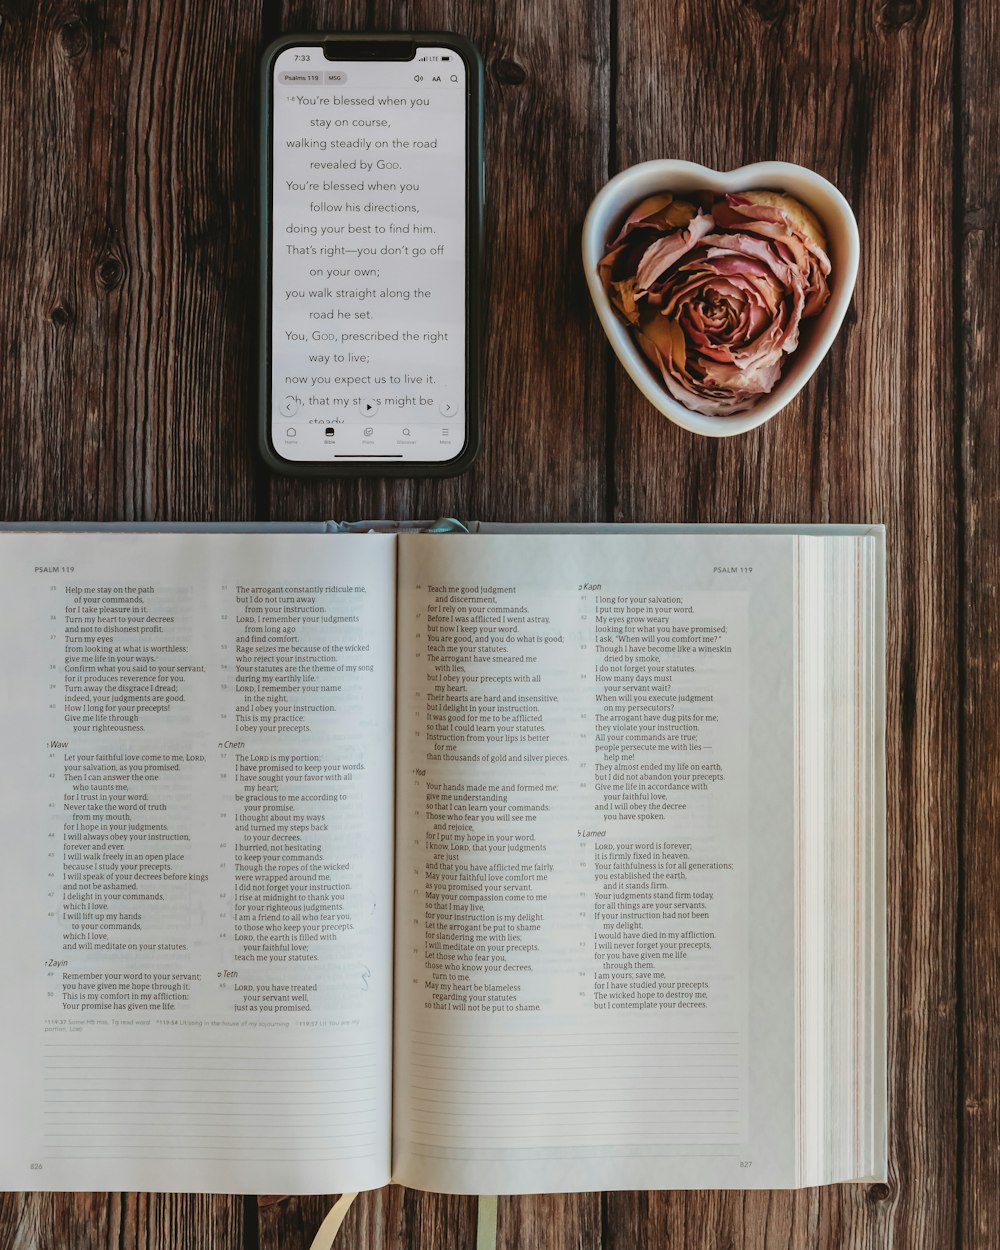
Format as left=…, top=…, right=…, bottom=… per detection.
left=0, top=522, right=886, bottom=1195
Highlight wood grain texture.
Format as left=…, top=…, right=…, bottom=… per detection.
left=0, top=0, right=262, bottom=522
left=0, top=0, right=990, bottom=1246
left=959, top=0, right=1000, bottom=1246
left=255, top=1188, right=477, bottom=1250
left=0, top=1192, right=245, bottom=1250
left=497, top=1192, right=601, bottom=1250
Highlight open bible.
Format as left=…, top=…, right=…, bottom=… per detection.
left=0, top=522, right=886, bottom=1194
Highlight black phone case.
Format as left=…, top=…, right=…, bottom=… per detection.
left=259, top=32, right=484, bottom=477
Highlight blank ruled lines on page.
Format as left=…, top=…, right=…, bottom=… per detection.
left=402, top=1027, right=744, bottom=1148
left=0, top=533, right=396, bottom=1194
left=393, top=535, right=801, bottom=1194
left=40, top=1039, right=378, bottom=1162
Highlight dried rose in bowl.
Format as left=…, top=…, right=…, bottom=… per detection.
left=598, top=189, right=832, bottom=416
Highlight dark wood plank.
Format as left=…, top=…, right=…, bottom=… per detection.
left=497, top=1194, right=600, bottom=1250
left=0, top=1192, right=118, bottom=1250
left=256, top=1188, right=478, bottom=1250
left=0, top=0, right=262, bottom=523
left=265, top=0, right=610, bottom=526
left=0, top=2, right=260, bottom=1247
left=610, top=1, right=958, bottom=1247
left=255, top=1189, right=603, bottom=1250
left=605, top=1188, right=851, bottom=1249
left=119, top=1194, right=247, bottom=1249
left=959, top=0, right=1000, bottom=1244
left=0, top=1192, right=245, bottom=1250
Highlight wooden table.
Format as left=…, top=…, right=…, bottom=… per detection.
left=0, top=1, right=995, bottom=1247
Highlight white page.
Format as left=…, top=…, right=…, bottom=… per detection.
left=0, top=533, right=395, bottom=1194
left=393, top=534, right=799, bottom=1193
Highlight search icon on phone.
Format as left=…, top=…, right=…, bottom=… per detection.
left=450, top=74, right=459, bottom=82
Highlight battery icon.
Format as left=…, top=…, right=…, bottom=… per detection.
left=441, top=55, right=450, bottom=60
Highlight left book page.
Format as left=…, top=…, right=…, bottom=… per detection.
left=0, top=532, right=396, bottom=1194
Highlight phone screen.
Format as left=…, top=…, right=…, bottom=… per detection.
left=268, top=43, right=469, bottom=465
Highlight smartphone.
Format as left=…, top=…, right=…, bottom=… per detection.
left=260, top=34, right=484, bottom=476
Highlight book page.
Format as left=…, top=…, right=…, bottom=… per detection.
left=0, top=532, right=395, bottom=1194
left=393, top=534, right=799, bottom=1193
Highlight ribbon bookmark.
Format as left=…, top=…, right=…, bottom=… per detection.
left=307, top=1192, right=359, bottom=1250
left=476, top=1195, right=499, bottom=1250
left=308, top=1192, right=498, bottom=1250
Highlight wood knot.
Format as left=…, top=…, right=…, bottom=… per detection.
left=741, top=0, right=788, bottom=22
left=494, top=58, right=527, bottom=86
left=50, top=303, right=74, bottom=326
left=867, top=1183, right=891, bottom=1202
left=58, top=16, right=89, bottom=58
left=97, top=256, right=125, bottom=290
left=964, top=206, right=989, bottom=234
left=879, top=0, right=926, bottom=29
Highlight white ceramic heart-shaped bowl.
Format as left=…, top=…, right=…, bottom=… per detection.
left=582, top=160, right=860, bottom=437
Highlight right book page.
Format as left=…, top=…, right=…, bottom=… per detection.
left=793, top=529, right=887, bottom=1187
left=392, top=533, right=815, bottom=1194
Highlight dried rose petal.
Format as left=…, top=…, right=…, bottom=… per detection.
left=634, top=211, right=716, bottom=293
left=608, top=192, right=699, bottom=248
